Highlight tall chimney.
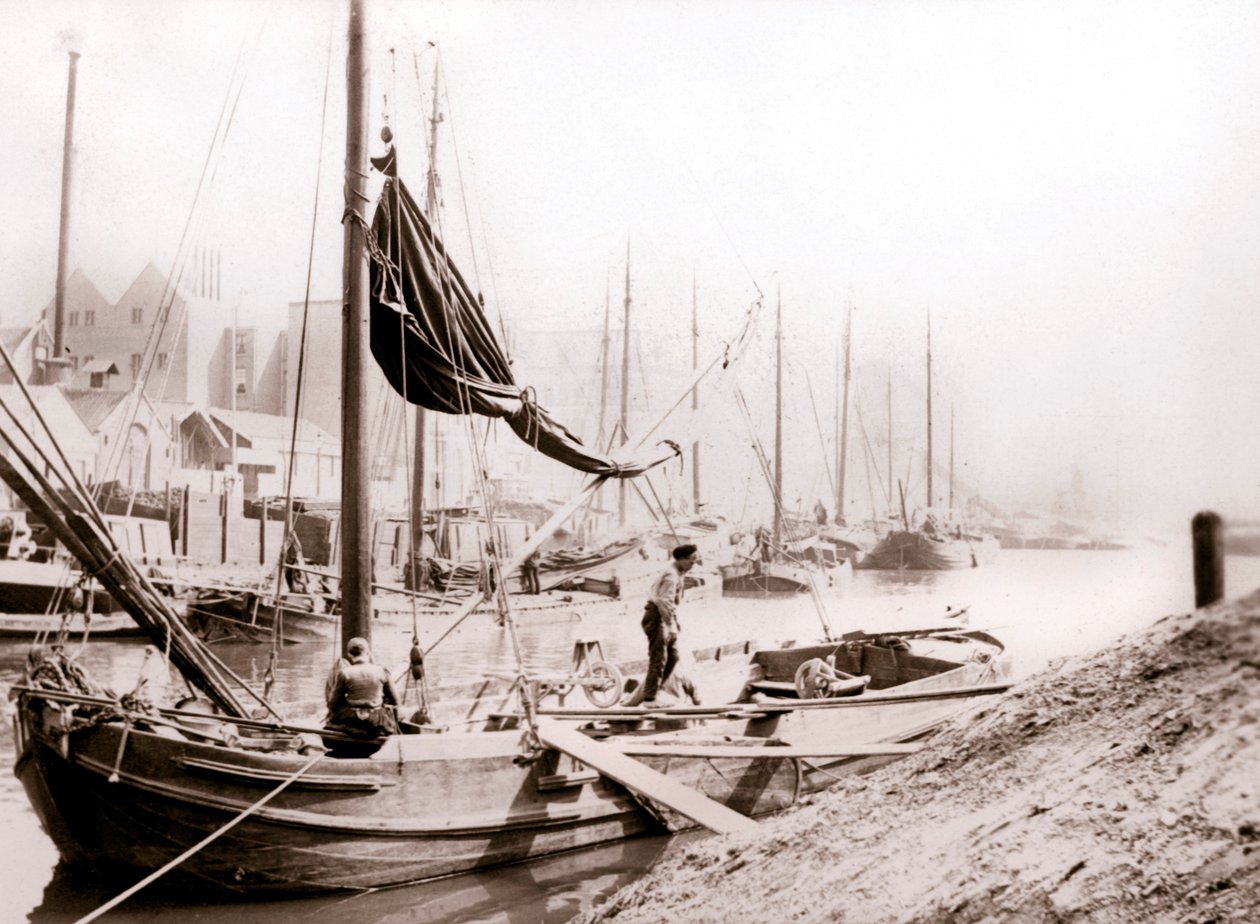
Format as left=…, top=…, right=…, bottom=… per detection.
left=51, top=50, right=81, bottom=377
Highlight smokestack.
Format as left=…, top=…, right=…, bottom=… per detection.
left=52, top=50, right=81, bottom=364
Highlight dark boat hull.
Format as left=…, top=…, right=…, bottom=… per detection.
left=14, top=699, right=797, bottom=895
left=720, top=561, right=811, bottom=595
left=856, top=531, right=997, bottom=570
left=182, top=591, right=336, bottom=643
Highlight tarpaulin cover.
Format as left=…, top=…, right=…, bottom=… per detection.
left=367, top=163, right=677, bottom=477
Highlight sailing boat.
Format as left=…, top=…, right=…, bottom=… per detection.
left=857, top=317, right=996, bottom=570
left=816, top=303, right=878, bottom=566
left=721, top=291, right=849, bottom=595
left=5, top=4, right=1010, bottom=898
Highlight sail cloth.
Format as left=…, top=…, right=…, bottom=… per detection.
left=367, top=157, right=678, bottom=477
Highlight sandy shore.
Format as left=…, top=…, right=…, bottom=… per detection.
left=576, top=589, right=1260, bottom=923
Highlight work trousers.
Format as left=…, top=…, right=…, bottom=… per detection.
left=641, top=601, right=679, bottom=701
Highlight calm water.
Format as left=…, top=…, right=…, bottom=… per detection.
left=3, top=547, right=1257, bottom=923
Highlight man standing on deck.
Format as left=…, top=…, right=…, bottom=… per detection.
left=640, top=543, right=700, bottom=706
left=520, top=548, right=541, bottom=595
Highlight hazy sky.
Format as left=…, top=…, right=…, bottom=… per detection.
left=2, top=0, right=1258, bottom=532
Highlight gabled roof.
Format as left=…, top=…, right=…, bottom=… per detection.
left=60, top=385, right=162, bottom=434
left=0, top=320, right=52, bottom=354
left=0, top=384, right=95, bottom=450
left=60, top=388, right=130, bottom=431
left=40, top=268, right=111, bottom=319
left=207, top=407, right=337, bottom=449
left=157, top=401, right=228, bottom=448
left=116, top=262, right=186, bottom=316
left=81, top=359, right=119, bottom=374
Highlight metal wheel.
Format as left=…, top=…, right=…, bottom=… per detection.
left=584, top=661, right=624, bottom=709
left=794, top=658, right=833, bottom=699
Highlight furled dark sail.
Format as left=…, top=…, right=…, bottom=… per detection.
left=367, top=157, right=678, bottom=476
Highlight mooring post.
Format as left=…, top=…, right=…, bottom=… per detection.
left=259, top=496, right=267, bottom=566
left=1192, top=511, right=1224, bottom=608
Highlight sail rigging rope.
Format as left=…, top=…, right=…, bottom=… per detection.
left=731, top=384, right=834, bottom=641
left=263, top=15, right=337, bottom=674
left=93, top=12, right=267, bottom=501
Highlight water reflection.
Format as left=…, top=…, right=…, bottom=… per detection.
left=28, top=837, right=672, bottom=924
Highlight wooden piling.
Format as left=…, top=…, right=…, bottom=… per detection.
left=1192, top=511, right=1223, bottom=608
left=180, top=484, right=190, bottom=558
left=220, top=491, right=228, bottom=565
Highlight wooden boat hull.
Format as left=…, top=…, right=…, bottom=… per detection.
left=720, top=560, right=812, bottom=595
left=182, top=591, right=337, bottom=643
left=0, top=561, right=142, bottom=637
left=13, top=624, right=1006, bottom=897
left=856, top=531, right=998, bottom=570
left=13, top=695, right=798, bottom=895
left=0, top=611, right=144, bottom=638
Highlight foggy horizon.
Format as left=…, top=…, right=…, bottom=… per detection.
left=2, top=0, right=1258, bottom=538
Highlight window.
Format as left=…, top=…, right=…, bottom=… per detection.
left=131, top=307, right=143, bottom=324
left=236, top=383, right=247, bottom=396
left=235, top=333, right=247, bottom=355
left=68, top=311, right=79, bottom=327
left=130, top=353, right=142, bottom=378
left=157, top=352, right=168, bottom=370
left=84, top=310, right=95, bottom=326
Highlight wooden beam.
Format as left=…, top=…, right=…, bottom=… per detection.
left=536, top=682, right=1012, bottom=720
left=610, top=742, right=921, bottom=759
left=534, top=718, right=758, bottom=836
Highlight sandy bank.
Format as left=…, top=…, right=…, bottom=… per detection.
left=577, top=590, right=1260, bottom=923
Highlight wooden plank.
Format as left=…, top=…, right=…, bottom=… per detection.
left=534, top=718, right=758, bottom=836
left=610, top=742, right=922, bottom=759
left=537, top=682, right=1012, bottom=720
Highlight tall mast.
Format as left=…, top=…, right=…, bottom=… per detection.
left=594, top=272, right=611, bottom=516
left=886, top=368, right=892, bottom=518
left=341, top=0, right=372, bottom=646
left=949, top=404, right=955, bottom=510
left=52, top=50, right=81, bottom=367
left=409, top=61, right=442, bottom=586
left=618, top=239, right=630, bottom=526
left=925, top=313, right=933, bottom=509
left=596, top=272, right=611, bottom=447
left=773, top=287, right=783, bottom=549
left=836, top=302, right=852, bottom=525
left=690, top=273, right=700, bottom=512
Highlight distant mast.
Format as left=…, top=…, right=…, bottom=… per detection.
left=836, top=302, right=852, bottom=525
left=595, top=272, right=611, bottom=513
left=949, top=404, right=956, bottom=510
left=691, top=273, right=701, bottom=513
left=925, top=313, right=933, bottom=509
left=410, top=61, right=443, bottom=586
left=618, top=240, right=631, bottom=527
left=773, top=287, right=783, bottom=549
left=52, top=50, right=81, bottom=367
left=340, top=0, right=372, bottom=646
left=596, top=272, right=611, bottom=448
left=886, top=369, right=893, bottom=517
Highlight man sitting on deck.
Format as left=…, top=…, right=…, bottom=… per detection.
left=640, top=543, right=702, bottom=707
left=325, top=637, right=402, bottom=745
